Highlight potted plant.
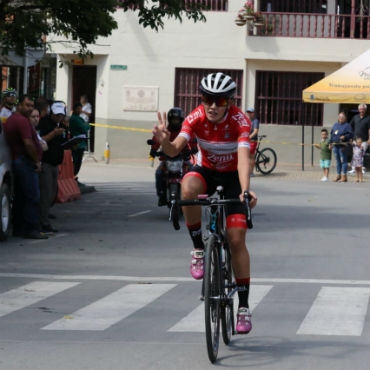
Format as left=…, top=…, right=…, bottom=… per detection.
left=253, top=11, right=265, bottom=27
left=235, top=9, right=247, bottom=26
left=244, top=1, right=255, bottom=21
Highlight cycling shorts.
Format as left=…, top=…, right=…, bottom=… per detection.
left=250, top=141, right=257, bottom=156
left=183, top=165, right=247, bottom=229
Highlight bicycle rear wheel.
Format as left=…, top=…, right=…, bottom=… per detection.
left=204, top=234, right=221, bottom=363
left=256, top=147, right=277, bottom=175
left=221, top=244, right=234, bottom=345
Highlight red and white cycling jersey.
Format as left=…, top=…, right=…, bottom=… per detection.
left=179, top=105, right=251, bottom=172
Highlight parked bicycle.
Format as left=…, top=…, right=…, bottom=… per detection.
left=255, top=135, right=277, bottom=175
left=170, top=188, right=253, bottom=363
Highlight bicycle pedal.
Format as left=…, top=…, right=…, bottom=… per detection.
left=199, top=295, right=204, bottom=301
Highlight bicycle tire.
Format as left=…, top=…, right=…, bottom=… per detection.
left=204, top=234, right=221, bottom=363
left=221, top=244, right=234, bottom=345
left=256, top=147, right=277, bottom=175
left=169, top=183, right=180, bottom=230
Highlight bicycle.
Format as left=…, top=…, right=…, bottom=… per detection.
left=254, top=135, right=277, bottom=175
left=170, top=188, right=253, bottom=363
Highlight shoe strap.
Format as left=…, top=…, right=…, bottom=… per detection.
left=191, top=250, right=204, bottom=259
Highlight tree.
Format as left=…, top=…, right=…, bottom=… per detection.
left=0, top=0, right=207, bottom=56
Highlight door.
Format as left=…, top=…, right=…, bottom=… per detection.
left=72, top=65, right=97, bottom=151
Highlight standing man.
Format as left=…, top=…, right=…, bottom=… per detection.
left=38, top=101, right=67, bottom=233
left=246, top=108, right=259, bottom=176
left=3, top=95, right=47, bottom=239
left=350, top=103, right=370, bottom=151
left=350, top=104, right=370, bottom=174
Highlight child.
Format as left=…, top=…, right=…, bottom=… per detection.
left=352, top=137, right=365, bottom=183
left=314, top=128, right=332, bottom=182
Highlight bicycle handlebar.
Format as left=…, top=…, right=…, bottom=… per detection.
left=176, top=192, right=253, bottom=229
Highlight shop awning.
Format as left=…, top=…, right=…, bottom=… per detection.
left=302, top=49, right=370, bottom=104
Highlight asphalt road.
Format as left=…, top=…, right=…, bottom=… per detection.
left=0, top=161, right=369, bottom=370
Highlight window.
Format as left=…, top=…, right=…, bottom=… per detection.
left=255, top=71, right=324, bottom=126
left=185, top=0, right=228, bottom=11
left=174, top=68, right=243, bottom=114
left=260, top=0, right=327, bottom=13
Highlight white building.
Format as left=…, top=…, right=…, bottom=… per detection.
left=50, top=0, right=370, bottom=164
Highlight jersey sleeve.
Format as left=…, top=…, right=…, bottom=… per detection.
left=179, top=106, right=203, bottom=142
left=236, top=110, right=251, bottom=149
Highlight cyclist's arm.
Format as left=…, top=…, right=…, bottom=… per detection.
left=160, top=135, right=188, bottom=157
left=237, top=146, right=251, bottom=193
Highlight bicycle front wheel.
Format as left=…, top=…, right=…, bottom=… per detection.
left=256, top=147, right=277, bottom=175
left=221, top=244, right=234, bottom=345
left=204, top=234, right=221, bottom=363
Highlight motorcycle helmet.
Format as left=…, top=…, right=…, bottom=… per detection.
left=199, top=72, right=236, bottom=98
left=167, top=107, right=185, bottom=131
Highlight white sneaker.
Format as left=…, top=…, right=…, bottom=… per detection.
left=320, top=176, right=328, bottom=182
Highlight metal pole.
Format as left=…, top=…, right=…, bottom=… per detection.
left=311, top=124, right=314, bottom=167
left=23, top=49, right=28, bottom=94
left=301, top=120, right=305, bottom=171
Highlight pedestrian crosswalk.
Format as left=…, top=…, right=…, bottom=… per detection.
left=0, top=280, right=369, bottom=337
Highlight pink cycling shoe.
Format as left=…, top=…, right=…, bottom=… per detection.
left=190, top=249, right=204, bottom=280
left=236, top=307, right=252, bottom=334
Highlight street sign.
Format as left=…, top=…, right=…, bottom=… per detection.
left=111, top=64, right=127, bottom=70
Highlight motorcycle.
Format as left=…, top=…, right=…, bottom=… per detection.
left=147, top=139, right=197, bottom=230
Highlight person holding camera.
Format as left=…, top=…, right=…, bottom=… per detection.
left=329, top=112, right=353, bottom=182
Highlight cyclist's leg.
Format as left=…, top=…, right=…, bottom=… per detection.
left=223, top=173, right=252, bottom=333
left=182, top=166, right=214, bottom=280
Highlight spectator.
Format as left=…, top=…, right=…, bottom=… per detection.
left=246, top=108, right=259, bottom=176
left=3, top=95, right=47, bottom=239
left=349, top=103, right=370, bottom=174
left=38, top=101, right=67, bottom=233
left=34, top=96, right=50, bottom=119
left=350, top=103, right=370, bottom=152
left=314, top=128, right=331, bottom=182
left=29, top=108, right=48, bottom=152
left=329, top=112, right=353, bottom=182
left=80, top=94, right=92, bottom=125
left=352, top=137, right=365, bottom=183
left=0, top=88, right=17, bottom=124
left=69, top=102, right=90, bottom=176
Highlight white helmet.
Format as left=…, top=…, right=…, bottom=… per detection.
left=199, top=72, right=236, bottom=98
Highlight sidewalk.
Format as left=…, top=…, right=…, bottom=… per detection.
left=78, top=158, right=369, bottom=184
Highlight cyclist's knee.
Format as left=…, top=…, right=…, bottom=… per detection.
left=227, top=229, right=247, bottom=251
left=181, top=176, right=203, bottom=199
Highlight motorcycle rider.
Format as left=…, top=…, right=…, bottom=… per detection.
left=149, top=107, right=195, bottom=206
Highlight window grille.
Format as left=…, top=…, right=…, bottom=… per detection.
left=174, top=68, right=243, bottom=115
left=255, top=71, right=324, bottom=126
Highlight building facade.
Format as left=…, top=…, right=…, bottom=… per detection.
left=50, top=0, right=370, bottom=163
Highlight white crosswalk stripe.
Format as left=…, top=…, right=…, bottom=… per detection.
left=42, top=283, right=176, bottom=331
left=168, top=285, right=273, bottom=332
left=0, top=280, right=369, bottom=336
left=0, top=281, right=80, bottom=318
left=297, top=286, right=370, bottom=336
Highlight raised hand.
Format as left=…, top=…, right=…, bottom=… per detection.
left=153, top=112, right=170, bottom=144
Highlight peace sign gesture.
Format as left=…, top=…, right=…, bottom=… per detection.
left=153, top=111, right=170, bottom=144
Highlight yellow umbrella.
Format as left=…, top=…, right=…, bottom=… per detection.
left=303, top=49, right=370, bottom=104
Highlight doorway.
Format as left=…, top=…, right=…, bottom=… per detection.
left=72, top=65, right=97, bottom=151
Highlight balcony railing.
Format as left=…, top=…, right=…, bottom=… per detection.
left=250, top=12, right=370, bottom=39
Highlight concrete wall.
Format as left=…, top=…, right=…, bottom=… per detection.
left=49, top=5, right=369, bottom=162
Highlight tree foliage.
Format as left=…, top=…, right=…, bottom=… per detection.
left=0, top=0, right=207, bottom=56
